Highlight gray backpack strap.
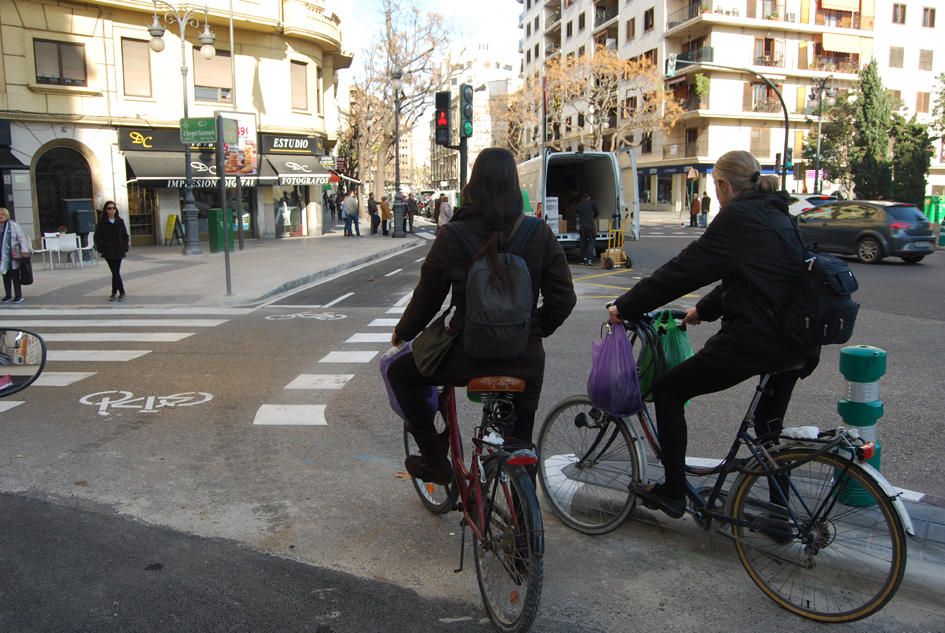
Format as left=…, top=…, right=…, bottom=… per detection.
left=507, top=216, right=540, bottom=256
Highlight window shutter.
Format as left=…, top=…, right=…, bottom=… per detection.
left=919, top=50, right=933, bottom=71
left=34, top=40, right=60, bottom=80
left=743, top=82, right=752, bottom=110
left=60, top=43, right=86, bottom=83
left=122, top=39, right=151, bottom=97
left=291, top=61, right=307, bottom=110
left=194, top=50, right=232, bottom=89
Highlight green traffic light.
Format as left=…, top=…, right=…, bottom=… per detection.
left=463, top=121, right=473, bottom=137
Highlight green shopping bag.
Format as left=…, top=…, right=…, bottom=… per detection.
left=637, top=310, right=695, bottom=402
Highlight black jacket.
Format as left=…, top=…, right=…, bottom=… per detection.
left=615, top=191, right=815, bottom=372
left=94, top=216, right=129, bottom=260
left=575, top=199, right=599, bottom=229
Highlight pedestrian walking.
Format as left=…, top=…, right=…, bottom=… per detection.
left=435, top=194, right=452, bottom=234
left=380, top=196, right=392, bottom=236
left=0, top=207, right=30, bottom=304
left=700, top=191, right=711, bottom=228
left=93, top=200, right=130, bottom=302
left=689, top=195, right=701, bottom=227
left=575, top=193, right=598, bottom=265
left=368, top=192, right=381, bottom=235
left=405, top=193, right=418, bottom=233
left=342, top=191, right=361, bottom=237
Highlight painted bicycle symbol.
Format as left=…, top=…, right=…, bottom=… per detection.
left=79, top=391, right=214, bottom=416
left=264, top=312, right=347, bottom=321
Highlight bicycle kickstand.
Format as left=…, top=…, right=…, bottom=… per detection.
left=454, top=522, right=467, bottom=573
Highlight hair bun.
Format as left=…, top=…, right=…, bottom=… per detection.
left=750, top=171, right=760, bottom=183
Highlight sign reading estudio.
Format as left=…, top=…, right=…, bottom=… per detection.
left=261, top=133, right=325, bottom=156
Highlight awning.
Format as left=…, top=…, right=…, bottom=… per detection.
left=124, top=151, right=273, bottom=188
left=821, top=0, right=859, bottom=11
left=262, top=155, right=332, bottom=186
left=821, top=33, right=863, bottom=55
left=0, top=148, right=28, bottom=170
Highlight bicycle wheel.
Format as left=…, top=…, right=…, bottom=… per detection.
left=473, top=463, right=543, bottom=633
left=537, top=395, right=642, bottom=535
left=729, top=448, right=907, bottom=623
left=403, top=412, right=456, bottom=515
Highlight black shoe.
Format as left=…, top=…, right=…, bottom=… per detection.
left=0, top=296, right=10, bottom=303
left=11, top=297, right=23, bottom=304
left=404, top=455, right=453, bottom=485
left=109, top=293, right=117, bottom=302
left=631, top=482, right=685, bottom=519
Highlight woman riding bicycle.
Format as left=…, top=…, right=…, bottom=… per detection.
left=389, top=147, right=576, bottom=484
left=608, top=150, right=819, bottom=518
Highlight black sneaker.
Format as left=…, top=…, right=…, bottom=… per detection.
left=109, top=293, right=117, bottom=302
left=0, top=296, right=10, bottom=303
left=404, top=455, right=453, bottom=485
left=631, top=482, right=686, bottom=519
left=11, top=297, right=23, bottom=304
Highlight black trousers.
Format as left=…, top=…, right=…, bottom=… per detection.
left=651, top=352, right=800, bottom=498
left=106, top=258, right=125, bottom=295
left=2, top=269, right=21, bottom=299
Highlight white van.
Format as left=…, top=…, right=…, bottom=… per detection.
left=518, top=151, right=632, bottom=264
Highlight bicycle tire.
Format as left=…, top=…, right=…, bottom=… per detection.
left=473, top=463, right=544, bottom=633
left=403, top=411, right=456, bottom=515
left=536, top=395, right=642, bottom=535
left=729, top=448, right=907, bottom=623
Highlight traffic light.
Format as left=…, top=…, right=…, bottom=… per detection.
left=785, top=147, right=794, bottom=169
left=460, top=83, right=474, bottom=138
left=434, top=91, right=451, bottom=147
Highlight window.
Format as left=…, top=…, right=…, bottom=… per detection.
left=566, top=21, right=573, bottom=37
left=290, top=60, right=307, bottom=109
left=626, top=18, right=635, bottom=40
left=316, top=66, right=323, bottom=113
left=644, top=7, right=654, bottom=31
left=579, top=12, right=586, bottom=30
left=578, top=45, right=586, bottom=57
left=923, top=7, right=936, bottom=27
left=526, top=23, right=531, bottom=37
left=887, top=89, right=902, bottom=107
left=750, top=127, right=771, bottom=155
left=889, top=47, right=904, bottom=68
left=892, top=3, right=906, bottom=24
left=33, top=39, right=86, bottom=86
left=641, top=132, right=653, bottom=154
left=534, top=16, right=539, bottom=31
left=643, top=48, right=657, bottom=65
left=535, top=43, right=539, bottom=59
left=121, top=38, right=151, bottom=97
left=917, top=91, right=930, bottom=113
left=526, top=50, right=531, bottom=64
left=194, top=49, right=232, bottom=102
left=919, top=49, right=933, bottom=71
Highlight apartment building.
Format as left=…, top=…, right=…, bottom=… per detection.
left=0, top=0, right=350, bottom=246
left=518, top=0, right=944, bottom=213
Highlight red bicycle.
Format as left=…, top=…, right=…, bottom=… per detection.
left=404, top=376, right=544, bottom=633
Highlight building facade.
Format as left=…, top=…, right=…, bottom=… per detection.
left=0, top=0, right=350, bottom=247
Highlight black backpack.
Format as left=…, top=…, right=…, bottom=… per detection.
left=777, top=224, right=860, bottom=348
left=449, top=216, right=540, bottom=360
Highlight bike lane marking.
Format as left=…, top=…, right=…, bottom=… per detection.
left=48, top=350, right=151, bottom=362
left=285, top=375, right=354, bottom=390
left=368, top=319, right=399, bottom=327
left=252, top=404, right=327, bottom=426
left=41, top=333, right=194, bottom=342
left=0, top=402, right=23, bottom=414
left=321, top=292, right=354, bottom=309
left=318, top=351, right=378, bottom=363
left=33, top=372, right=96, bottom=387
left=385, top=268, right=403, bottom=277
left=345, top=333, right=392, bottom=343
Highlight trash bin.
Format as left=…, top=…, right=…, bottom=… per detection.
left=207, top=208, right=235, bottom=253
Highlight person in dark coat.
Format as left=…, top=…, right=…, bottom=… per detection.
left=575, top=193, right=599, bottom=265
left=388, top=148, right=577, bottom=484
left=608, top=150, right=817, bottom=518
left=93, top=201, right=130, bottom=302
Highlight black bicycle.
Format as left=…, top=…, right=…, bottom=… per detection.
left=537, top=310, right=912, bottom=623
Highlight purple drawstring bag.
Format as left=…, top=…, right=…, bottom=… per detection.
left=379, top=341, right=439, bottom=421
left=587, top=322, right=643, bottom=417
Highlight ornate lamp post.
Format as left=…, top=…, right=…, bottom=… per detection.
left=148, top=1, right=217, bottom=255
left=808, top=75, right=835, bottom=194
left=391, top=68, right=405, bottom=238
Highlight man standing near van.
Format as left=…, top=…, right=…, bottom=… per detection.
left=576, top=193, right=598, bottom=266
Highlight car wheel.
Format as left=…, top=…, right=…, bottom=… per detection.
left=856, top=237, right=883, bottom=264
left=900, top=255, right=925, bottom=264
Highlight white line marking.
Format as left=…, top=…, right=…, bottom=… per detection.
left=8, top=319, right=226, bottom=328
left=285, top=374, right=355, bottom=390
left=42, top=333, right=194, bottom=342
left=346, top=333, right=392, bottom=343
left=368, top=318, right=399, bottom=327
left=0, top=402, right=24, bottom=414
left=414, top=257, right=425, bottom=263
left=48, top=350, right=151, bottom=362
left=386, top=307, right=406, bottom=314
left=322, top=292, right=354, bottom=308
left=394, top=292, right=413, bottom=307
left=417, top=232, right=435, bottom=240
left=32, top=372, right=96, bottom=387
left=318, top=351, right=378, bottom=363
left=252, top=404, right=327, bottom=426
left=4, top=308, right=253, bottom=316
left=384, top=268, right=403, bottom=277
left=265, top=304, right=321, bottom=309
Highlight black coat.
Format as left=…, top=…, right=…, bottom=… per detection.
left=94, top=216, right=129, bottom=260
left=615, top=191, right=816, bottom=373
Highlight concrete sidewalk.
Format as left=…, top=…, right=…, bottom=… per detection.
left=15, top=220, right=427, bottom=308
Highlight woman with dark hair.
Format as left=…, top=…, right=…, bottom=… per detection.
left=388, top=147, right=576, bottom=483
left=93, top=200, right=130, bottom=302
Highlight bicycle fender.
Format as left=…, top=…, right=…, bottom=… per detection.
left=855, top=460, right=916, bottom=537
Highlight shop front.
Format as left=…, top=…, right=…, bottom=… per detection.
left=259, top=133, right=330, bottom=237
left=0, top=121, right=29, bottom=221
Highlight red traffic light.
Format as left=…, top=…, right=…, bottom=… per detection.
left=437, top=109, right=449, bottom=127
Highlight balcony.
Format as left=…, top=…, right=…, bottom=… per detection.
left=680, top=94, right=706, bottom=111
left=667, top=2, right=710, bottom=29
left=595, top=7, right=618, bottom=28
left=815, top=10, right=874, bottom=30
left=678, top=45, right=714, bottom=67
left=546, top=7, right=562, bottom=30
left=748, top=99, right=782, bottom=113
left=753, top=55, right=784, bottom=67
left=804, top=56, right=859, bottom=74
left=546, top=42, right=561, bottom=57
left=662, top=139, right=707, bottom=159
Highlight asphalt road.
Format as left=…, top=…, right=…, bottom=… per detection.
left=1, top=226, right=943, bottom=632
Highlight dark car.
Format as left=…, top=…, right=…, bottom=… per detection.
left=797, top=200, right=936, bottom=264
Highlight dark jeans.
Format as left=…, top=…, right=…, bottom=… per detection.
left=652, top=352, right=800, bottom=498
left=579, top=227, right=596, bottom=261
left=690, top=214, right=698, bottom=227
left=350, top=216, right=361, bottom=236
left=382, top=219, right=390, bottom=236
left=343, top=216, right=351, bottom=235
left=370, top=213, right=380, bottom=234
left=106, top=258, right=125, bottom=295
left=2, top=269, right=22, bottom=299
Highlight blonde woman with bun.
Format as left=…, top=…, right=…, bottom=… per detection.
left=607, top=150, right=819, bottom=518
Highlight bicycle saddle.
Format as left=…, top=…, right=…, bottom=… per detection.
left=467, top=376, right=526, bottom=393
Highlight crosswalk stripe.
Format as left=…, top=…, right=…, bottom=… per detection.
left=368, top=318, right=399, bottom=327
left=5, top=308, right=253, bottom=316
left=252, top=404, right=327, bottom=426
left=47, top=350, right=151, bottom=362
left=416, top=232, right=435, bottom=240
left=318, top=350, right=377, bottom=363
left=345, top=333, right=391, bottom=343
left=386, top=307, right=406, bottom=314
left=285, top=374, right=354, bottom=389
left=5, top=319, right=226, bottom=328
left=32, top=372, right=96, bottom=387
left=41, top=333, right=194, bottom=342
left=0, top=402, right=24, bottom=414
left=394, top=292, right=413, bottom=307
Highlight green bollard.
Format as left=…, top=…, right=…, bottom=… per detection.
left=836, top=345, right=886, bottom=506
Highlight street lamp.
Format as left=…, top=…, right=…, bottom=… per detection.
left=148, top=0, right=216, bottom=255
left=391, top=68, right=406, bottom=238
left=808, top=75, right=835, bottom=194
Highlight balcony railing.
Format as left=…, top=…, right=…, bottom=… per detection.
left=667, top=2, right=709, bottom=29
left=754, top=55, right=784, bottom=67
left=595, top=7, right=618, bottom=28
left=678, top=45, right=714, bottom=65
left=681, top=94, right=706, bottom=111
left=662, top=140, right=707, bottom=158
left=546, top=43, right=561, bottom=57
left=815, top=11, right=874, bottom=30
left=804, top=57, right=859, bottom=74
left=749, top=99, right=782, bottom=113
left=546, top=8, right=562, bottom=29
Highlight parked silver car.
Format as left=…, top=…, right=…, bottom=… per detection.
left=797, top=200, right=936, bottom=264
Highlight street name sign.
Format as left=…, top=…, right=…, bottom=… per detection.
left=180, top=118, right=217, bottom=144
